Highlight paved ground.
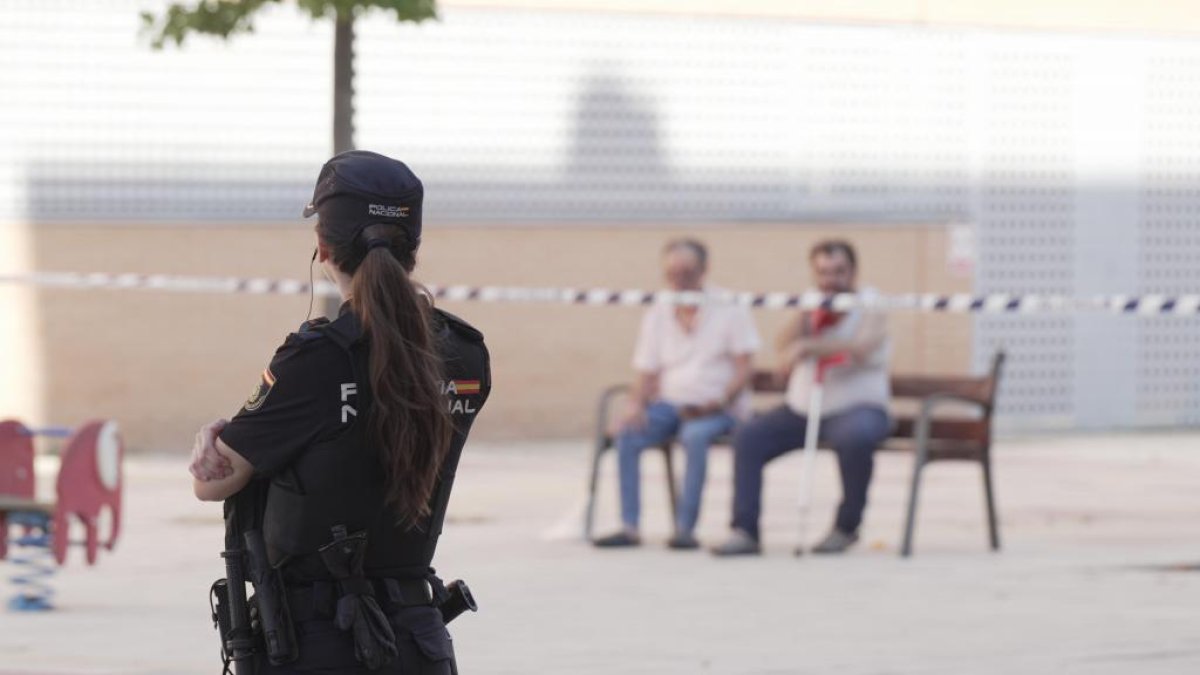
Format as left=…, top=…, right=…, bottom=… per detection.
left=2, top=432, right=1198, bottom=674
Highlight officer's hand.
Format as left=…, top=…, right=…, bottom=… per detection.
left=190, top=418, right=232, bottom=481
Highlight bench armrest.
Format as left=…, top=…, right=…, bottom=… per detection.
left=913, top=392, right=990, bottom=455
left=918, top=392, right=989, bottom=413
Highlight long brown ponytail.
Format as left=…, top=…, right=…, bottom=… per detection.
left=319, top=220, right=454, bottom=527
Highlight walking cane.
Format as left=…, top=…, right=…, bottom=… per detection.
left=795, top=309, right=847, bottom=556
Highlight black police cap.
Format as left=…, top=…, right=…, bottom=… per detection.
left=303, top=150, right=423, bottom=245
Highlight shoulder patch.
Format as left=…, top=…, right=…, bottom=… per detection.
left=298, top=317, right=331, bottom=333
left=283, top=317, right=334, bottom=349
left=243, top=368, right=276, bottom=412
left=436, top=309, right=485, bottom=343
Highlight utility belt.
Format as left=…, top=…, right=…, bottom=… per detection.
left=286, top=577, right=433, bottom=622
left=211, top=525, right=476, bottom=674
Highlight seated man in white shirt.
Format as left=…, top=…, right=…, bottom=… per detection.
left=713, top=239, right=891, bottom=556
left=594, top=239, right=761, bottom=550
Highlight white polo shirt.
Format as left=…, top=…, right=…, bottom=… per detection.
left=633, top=288, right=761, bottom=418
left=785, top=287, right=891, bottom=417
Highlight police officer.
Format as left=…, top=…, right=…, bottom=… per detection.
left=189, top=150, right=490, bottom=674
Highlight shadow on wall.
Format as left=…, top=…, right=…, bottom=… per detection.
left=566, top=70, right=671, bottom=203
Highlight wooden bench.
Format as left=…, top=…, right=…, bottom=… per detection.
left=583, top=351, right=1005, bottom=557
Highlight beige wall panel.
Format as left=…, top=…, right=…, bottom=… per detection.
left=1, top=222, right=43, bottom=425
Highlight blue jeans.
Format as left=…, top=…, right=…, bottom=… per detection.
left=617, top=401, right=736, bottom=534
left=731, top=404, right=890, bottom=539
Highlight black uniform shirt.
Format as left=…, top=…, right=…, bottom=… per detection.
left=220, top=320, right=359, bottom=479
left=217, top=304, right=489, bottom=576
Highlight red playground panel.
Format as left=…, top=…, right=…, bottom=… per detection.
left=53, top=420, right=124, bottom=565
left=0, top=419, right=124, bottom=610
left=0, top=420, right=37, bottom=560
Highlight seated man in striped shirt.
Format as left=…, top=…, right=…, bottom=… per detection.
left=593, top=238, right=761, bottom=550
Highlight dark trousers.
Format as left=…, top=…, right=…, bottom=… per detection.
left=731, top=404, right=890, bottom=540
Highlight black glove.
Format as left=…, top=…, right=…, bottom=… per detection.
left=334, top=593, right=399, bottom=669
left=319, top=527, right=398, bottom=670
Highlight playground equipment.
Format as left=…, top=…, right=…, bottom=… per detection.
left=0, top=419, right=124, bottom=610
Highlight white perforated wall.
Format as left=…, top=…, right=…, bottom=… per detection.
left=1139, top=47, right=1200, bottom=426
left=1, top=2, right=1198, bottom=429
left=786, top=28, right=971, bottom=219
left=0, top=1, right=330, bottom=222
left=970, top=39, right=1078, bottom=425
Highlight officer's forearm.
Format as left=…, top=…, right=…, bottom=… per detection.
left=193, top=439, right=255, bottom=501
left=194, top=473, right=250, bottom=502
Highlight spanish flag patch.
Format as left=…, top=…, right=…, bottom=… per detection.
left=243, top=368, right=276, bottom=412
left=449, top=379, right=481, bottom=395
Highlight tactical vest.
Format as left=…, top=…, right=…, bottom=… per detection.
left=261, top=307, right=491, bottom=582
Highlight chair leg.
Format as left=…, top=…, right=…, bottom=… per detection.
left=982, top=454, right=1001, bottom=551
left=583, top=440, right=609, bottom=541
left=661, top=443, right=679, bottom=528
left=900, top=455, right=926, bottom=558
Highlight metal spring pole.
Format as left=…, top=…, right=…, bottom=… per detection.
left=6, top=512, right=55, bottom=611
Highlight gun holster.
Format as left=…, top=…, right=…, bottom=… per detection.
left=210, top=577, right=256, bottom=673
left=244, top=529, right=299, bottom=665
left=434, top=578, right=478, bottom=624
left=210, top=578, right=237, bottom=654
left=319, top=525, right=399, bottom=670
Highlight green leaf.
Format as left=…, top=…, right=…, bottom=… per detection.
left=142, top=0, right=438, bottom=48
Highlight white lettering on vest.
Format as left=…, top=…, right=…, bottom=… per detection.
left=341, top=383, right=357, bottom=423
left=448, top=399, right=477, bottom=415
